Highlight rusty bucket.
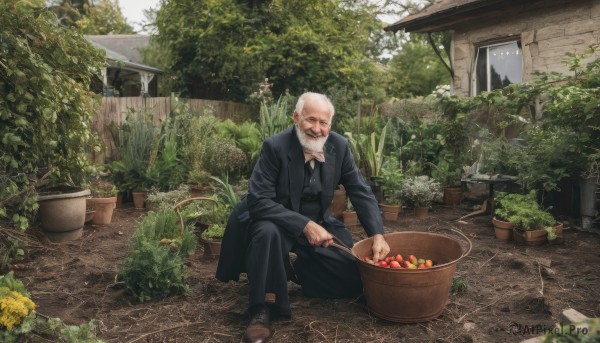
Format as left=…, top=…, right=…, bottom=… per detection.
left=351, top=230, right=471, bottom=323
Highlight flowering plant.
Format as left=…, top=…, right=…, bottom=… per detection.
left=399, top=176, right=442, bottom=207
left=0, top=272, right=36, bottom=341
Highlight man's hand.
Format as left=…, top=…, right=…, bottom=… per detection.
left=303, top=220, right=334, bottom=247
left=371, top=234, right=390, bottom=262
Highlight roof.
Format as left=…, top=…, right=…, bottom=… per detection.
left=85, top=34, right=162, bottom=74
left=385, top=0, right=525, bottom=33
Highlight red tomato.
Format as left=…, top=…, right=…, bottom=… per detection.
left=418, top=263, right=425, bottom=269
left=378, top=261, right=388, bottom=267
left=390, top=260, right=401, bottom=269
left=395, top=254, right=403, bottom=262
left=402, top=261, right=411, bottom=269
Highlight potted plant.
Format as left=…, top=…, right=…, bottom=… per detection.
left=342, top=198, right=358, bottom=227
left=86, top=177, right=119, bottom=225
left=498, top=191, right=559, bottom=246
left=36, top=166, right=92, bottom=243
left=430, top=158, right=463, bottom=206
left=399, top=176, right=442, bottom=219
left=109, top=109, right=161, bottom=209
left=198, top=203, right=230, bottom=259
left=379, top=156, right=404, bottom=221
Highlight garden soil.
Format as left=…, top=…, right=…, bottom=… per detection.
left=11, top=203, right=600, bottom=343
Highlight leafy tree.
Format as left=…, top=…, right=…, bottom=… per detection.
left=152, top=0, right=396, bottom=102
left=386, top=34, right=451, bottom=98
left=0, top=0, right=105, bottom=230
left=48, top=0, right=134, bottom=34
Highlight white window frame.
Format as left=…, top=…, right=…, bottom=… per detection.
left=473, top=40, right=523, bottom=95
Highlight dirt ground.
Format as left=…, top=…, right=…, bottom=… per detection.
left=10, top=201, right=600, bottom=343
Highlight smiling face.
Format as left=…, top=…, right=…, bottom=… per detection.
left=293, top=93, right=334, bottom=152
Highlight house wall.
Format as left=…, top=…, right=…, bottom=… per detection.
left=451, top=0, right=600, bottom=96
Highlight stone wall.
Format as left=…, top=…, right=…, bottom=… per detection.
left=451, top=0, right=600, bottom=97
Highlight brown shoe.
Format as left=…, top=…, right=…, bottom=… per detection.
left=243, top=306, right=272, bottom=343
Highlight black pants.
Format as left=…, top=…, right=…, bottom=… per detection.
left=245, top=219, right=362, bottom=317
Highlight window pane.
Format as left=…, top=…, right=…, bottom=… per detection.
left=488, top=42, right=522, bottom=90
left=475, top=41, right=522, bottom=95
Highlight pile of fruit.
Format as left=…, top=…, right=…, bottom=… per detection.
left=363, top=254, right=434, bottom=269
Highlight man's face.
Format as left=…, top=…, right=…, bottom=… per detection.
left=293, top=98, right=332, bottom=152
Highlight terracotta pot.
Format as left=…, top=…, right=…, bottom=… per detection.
left=352, top=231, right=471, bottom=323
left=414, top=206, right=429, bottom=219
left=328, top=185, right=346, bottom=219
left=442, top=187, right=461, bottom=206
left=37, top=186, right=90, bottom=242
left=492, top=217, right=514, bottom=240
left=190, top=185, right=214, bottom=198
left=343, top=211, right=359, bottom=226
left=549, top=222, right=564, bottom=245
left=380, top=203, right=401, bottom=221
left=85, top=210, right=95, bottom=224
left=116, top=192, right=124, bottom=208
left=201, top=238, right=222, bottom=259
left=132, top=191, right=147, bottom=209
left=513, top=228, right=547, bottom=246
left=86, top=197, right=117, bottom=225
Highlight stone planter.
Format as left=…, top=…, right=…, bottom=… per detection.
left=37, top=186, right=90, bottom=242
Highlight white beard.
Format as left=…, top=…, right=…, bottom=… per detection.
left=295, top=125, right=328, bottom=152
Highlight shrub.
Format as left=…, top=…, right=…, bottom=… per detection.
left=120, top=208, right=196, bottom=302
left=399, top=176, right=442, bottom=207
left=119, top=240, right=188, bottom=303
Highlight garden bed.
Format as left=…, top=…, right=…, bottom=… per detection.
left=12, top=204, right=600, bottom=342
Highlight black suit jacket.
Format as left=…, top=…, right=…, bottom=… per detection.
left=216, top=126, right=383, bottom=282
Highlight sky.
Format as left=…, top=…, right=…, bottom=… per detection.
left=119, top=0, right=161, bottom=33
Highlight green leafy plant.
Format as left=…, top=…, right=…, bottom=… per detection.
left=450, top=276, right=468, bottom=295
left=259, top=96, right=293, bottom=141
left=380, top=156, right=404, bottom=205
left=86, top=178, right=118, bottom=198
left=46, top=318, right=105, bottom=343
left=120, top=208, right=195, bottom=302
left=495, top=191, right=557, bottom=238
left=201, top=137, right=248, bottom=180
left=209, top=175, right=240, bottom=208
left=0, top=1, right=104, bottom=231
left=110, top=109, right=161, bottom=194
left=399, top=176, right=442, bottom=208
left=145, top=184, right=191, bottom=212
left=198, top=203, right=230, bottom=241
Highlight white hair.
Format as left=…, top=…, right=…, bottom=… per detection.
left=294, top=92, right=335, bottom=118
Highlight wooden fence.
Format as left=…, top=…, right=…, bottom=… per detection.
left=92, top=96, right=257, bottom=162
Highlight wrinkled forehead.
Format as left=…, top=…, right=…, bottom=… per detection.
left=301, top=97, right=333, bottom=119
